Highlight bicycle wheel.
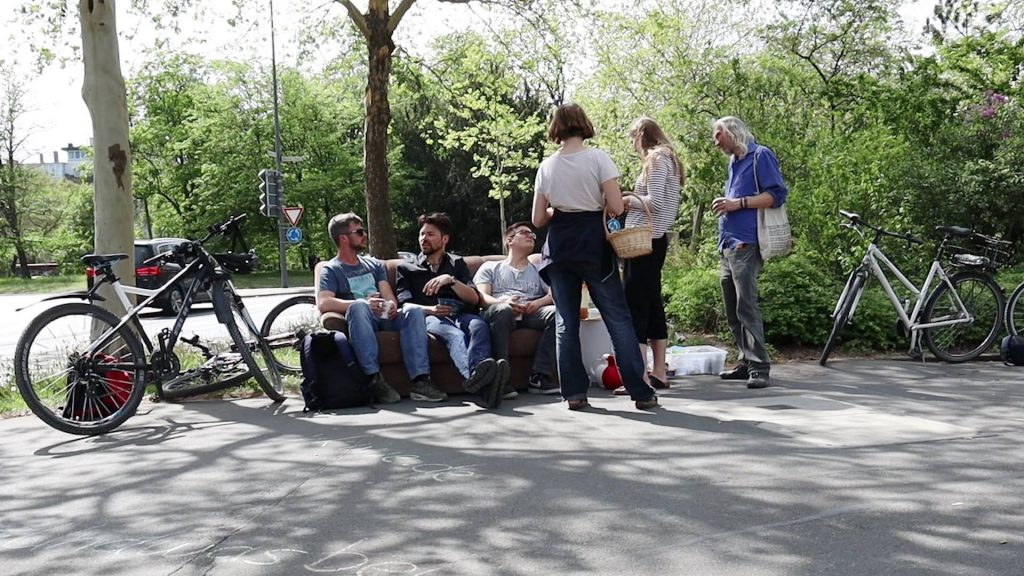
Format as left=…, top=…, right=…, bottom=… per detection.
left=14, top=302, right=147, bottom=435
left=260, top=294, right=318, bottom=375
left=819, top=269, right=867, bottom=366
left=1006, top=282, right=1024, bottom=337
left=922, top=270, right=1004, bottom=363
left=213, top=283, right=286, bottom=401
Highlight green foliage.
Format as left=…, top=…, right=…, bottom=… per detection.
left=758, top=252, right=835, bottom=346
left=663, top=251, right=725, bottom=336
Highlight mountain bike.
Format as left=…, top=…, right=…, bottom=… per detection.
left=14, top=214, right=285, bottom=436
left=260, top=293, right=318, bottom=374
left=819, top=210, right=1007, bottom=366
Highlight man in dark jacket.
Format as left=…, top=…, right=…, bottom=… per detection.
left=395, top=212, right=507, bottom=409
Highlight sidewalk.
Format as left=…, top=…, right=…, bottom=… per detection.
left=0, top=358, right=1020, bottom=575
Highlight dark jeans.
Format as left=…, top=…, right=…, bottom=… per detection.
left=624, top=235, right=669, bottom=343
left=720, top=245, right=770, bottom=373
left=546, top=262, right=655, bottom=402
left=480, top=302, right=556, bottom=377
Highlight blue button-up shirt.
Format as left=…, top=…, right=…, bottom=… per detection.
left=718, top=141, right=788, bottom=251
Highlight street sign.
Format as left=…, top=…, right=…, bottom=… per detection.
left=283, top=206, right=304, bottom=227
left=286, top=227, right=303, bottom=244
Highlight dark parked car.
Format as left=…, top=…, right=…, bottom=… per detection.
left=86, top=238, right=212, bottom=314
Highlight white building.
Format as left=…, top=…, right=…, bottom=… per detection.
left=23, top=143, right=89, bottom=182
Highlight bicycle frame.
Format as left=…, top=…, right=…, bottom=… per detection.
left=835, top=242, right=974, bottom=353
left=83, top=253, right=223, bottom=374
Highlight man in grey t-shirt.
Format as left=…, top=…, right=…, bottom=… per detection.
left=317, top=212, right=444, bottom=403
left=474, top=222, right=558, bottom=395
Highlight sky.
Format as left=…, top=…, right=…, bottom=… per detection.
left=5, top=0, right=936, bottom=165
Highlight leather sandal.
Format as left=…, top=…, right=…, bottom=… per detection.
left=649, top=375, right=669, bottom=389
left=567, top=399, right=591, bottom=411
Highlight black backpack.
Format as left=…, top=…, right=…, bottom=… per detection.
left=1000, top=335, right=1024, bottom=366
left=300, top=331, right=374, bottom=411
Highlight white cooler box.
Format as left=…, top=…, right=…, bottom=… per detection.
left=669, top=346, right=728, bottom=376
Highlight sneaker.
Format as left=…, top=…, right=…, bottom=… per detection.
left=502, top=383, right=519, bottom=400
left=410, top=377, right=447, bottom=402
left=528, top=372, right=560, bottom=395
left=747, top=372, right=770, bottom=389
left=495, top=359, right=511, bottom=389
left=370, top=373, right=401, bottom=404
left=719, top=364, right=749, bottom=381
left=479, top=375, right=504, bottom=409
left=462, top=358, right=496, bottom=393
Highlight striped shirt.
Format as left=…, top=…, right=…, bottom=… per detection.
left=625, top=152, right=681, bottom=239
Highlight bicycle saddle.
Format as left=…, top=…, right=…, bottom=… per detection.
left=80, top=253, right=130, bottom=267
left=935, top=225, right=972, bottom=237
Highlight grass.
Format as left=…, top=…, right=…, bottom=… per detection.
left=0, top=275, right=86, bottom=294
left=0, top=270, right=314, bottom=295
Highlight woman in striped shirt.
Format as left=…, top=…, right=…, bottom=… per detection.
left=620, top=117, right=684, bottom=391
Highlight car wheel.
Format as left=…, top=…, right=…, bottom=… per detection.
left=164, top=286, right=184, bottom=316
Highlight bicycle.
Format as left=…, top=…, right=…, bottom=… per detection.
left=260, top=293, right=319, bottom=375
left=1006, top=281, right=1024, bottom=337
left=13, top=214, right=285, bottom=436
left=819, top=210, right=1007, bottom=366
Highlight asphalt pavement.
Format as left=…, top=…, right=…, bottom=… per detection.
left=0, top=358, right=1022, bottom=575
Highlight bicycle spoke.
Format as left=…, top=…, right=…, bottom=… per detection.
left=15, top=303, right=146, bottom=435
left=924, top=272, right=1003, bottom=362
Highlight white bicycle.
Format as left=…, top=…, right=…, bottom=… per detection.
left=819, top=210, right=1006, bottom=365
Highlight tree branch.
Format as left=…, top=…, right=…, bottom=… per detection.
left=334, top=0, right=369, bottom=38
left=388, top=0, right=417, bottom=33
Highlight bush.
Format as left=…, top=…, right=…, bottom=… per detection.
left=760, top=253, right=835, bottom=345
left=663, top=249, right=725, bottom=335
left=662, top=248, right=904, bottom=352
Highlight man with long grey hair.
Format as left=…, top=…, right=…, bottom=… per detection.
left=710, top=116, right=788, bottom=389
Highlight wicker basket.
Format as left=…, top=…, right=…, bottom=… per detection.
left=606, top=194, right=653, bottom=259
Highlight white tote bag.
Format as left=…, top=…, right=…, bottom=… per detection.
left=752, top=150, right=792, bottom=260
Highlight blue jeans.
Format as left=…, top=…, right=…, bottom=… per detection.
left=425, top=313, right=492, bottom=380
left=546, top=262, right=655, bottom=402
left=346, top=300, right=430, bottom=379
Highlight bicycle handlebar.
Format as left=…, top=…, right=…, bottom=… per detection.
left=144, top=214, right=250, bottom=266
left=839, top=209, right=924, bottom=246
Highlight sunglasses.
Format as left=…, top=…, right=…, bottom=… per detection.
left=345, top=228, right=367, bottom=237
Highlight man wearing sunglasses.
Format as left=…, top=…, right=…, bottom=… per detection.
left=474, top=222, right=558, bottom=397
left=317, top=212, right=445, bottom=403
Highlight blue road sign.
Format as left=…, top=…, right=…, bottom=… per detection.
left=286, top=227, right=303, bottom=244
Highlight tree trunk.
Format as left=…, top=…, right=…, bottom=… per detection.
left=689, top=201, right=704, bottom=253
left=80, top=0, right=134, bottom=311
left=13, top=240, right=30, bottom=280
left=363, top=5, right=398, bottom=258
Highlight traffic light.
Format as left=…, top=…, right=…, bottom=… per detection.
left=258, top=169, right=280, bottom=217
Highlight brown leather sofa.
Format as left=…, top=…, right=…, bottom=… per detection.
left=315, top=255, right=552, bottom=397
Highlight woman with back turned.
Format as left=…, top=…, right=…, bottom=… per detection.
left=531, top=103, right=658, bottom=411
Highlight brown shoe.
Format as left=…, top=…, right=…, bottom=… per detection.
left=567, top=399, right=590, bottom=411
left=635, top=397, right=659, bottom=410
